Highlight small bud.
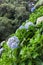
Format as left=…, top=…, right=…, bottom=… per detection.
left=31, top=7, right=35, bottom=12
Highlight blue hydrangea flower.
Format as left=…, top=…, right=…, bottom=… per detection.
left=7, top=36, right=20, bottom=49
left=19, top=25, right=25, bottom=29
left=31, top=7, right=35, bottom=12
left=25, top=22, right=34, bottom=29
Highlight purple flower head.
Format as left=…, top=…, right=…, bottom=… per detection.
left=7, top=36, right=20, bottom=49
left=31, top=7, right=35, bottom=12
left=25, top=22, right=34, bottom=29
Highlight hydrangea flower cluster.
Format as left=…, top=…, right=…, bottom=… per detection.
left=19, top=22, right=34, bottom=30
left=7, top=36, right=20, bottom=49
left=25, top=22, right=34, bottom=29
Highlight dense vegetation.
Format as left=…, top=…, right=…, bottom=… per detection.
left=0, top=21, right=43, bottom=65
left=0, top=0, right=29, bottom=41
left=0, top=6, right=43, bottom=65
left=29, top=6, right=43, bottom=23
left=0, top=0, right=38, bottom=42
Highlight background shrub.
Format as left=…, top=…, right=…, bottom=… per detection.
left=0, top=0, right=38, bottom=42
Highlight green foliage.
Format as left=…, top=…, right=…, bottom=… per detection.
left=0, top=22, right=43, bottom=65
left=29, top=6, right=43, bottom=23
left=0, top=1, right=43, bottom=65
left=0, top=17, right=13, bottom=41
left=0, top=3, right=15, bottom=19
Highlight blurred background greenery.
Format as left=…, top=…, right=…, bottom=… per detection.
left=0, top=0, right=38, bottom=42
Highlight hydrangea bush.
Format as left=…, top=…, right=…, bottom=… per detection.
left=0, top=21, right=43, bottom=65
left=0, top=6, right=43, bottom=65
